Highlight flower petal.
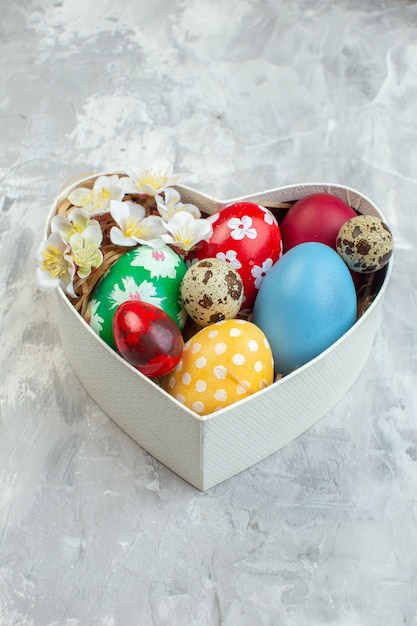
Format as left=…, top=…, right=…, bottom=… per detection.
left=118, top=177, right=141, bottom=194
left=131, top=215, right=168, bottom=248
left=68, top=187, right=91, bottom=207
left=36, top=232, right=76, bottom=294
left=94, top=174, right=120, bottom=193
left=110, top=200, right=145, bottom=228
left=36, top=266, right=60, bottom=291
left=161, top=211, right=212, bottom=251
left=121, top=161, right=184, bottom=196
left=156, top=187, right=201, bottom=221
left=82, top=223, right=103, bottom=247
left=110, top=226, right=137, bottom=247
left=68, top=175, right=124, bottom=215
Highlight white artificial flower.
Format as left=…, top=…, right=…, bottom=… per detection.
left=69, top=223, right=103, bottom=279
left=36, top=231, right=76, bottom=296
left=68, top=175, right=124, bottom=215
left=109, top=200, right=166, bottom=248
left=118, top=160, right=184, bottom=197
left=50, top=208, right=99, bottom=243
left=160, top=211, right=213, bottom=252
left=155, top=187, right=201, bottom=221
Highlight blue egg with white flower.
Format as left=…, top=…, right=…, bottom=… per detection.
left=88, top=245, right=187, bottom=350
left=252, top=242, right=357, bottom=376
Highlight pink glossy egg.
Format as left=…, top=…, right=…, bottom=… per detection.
left=112, top=301, right=184, bottom=378
left=280, top=193, right=357, bottom=252
left=187, top=202, right=282, bottom=310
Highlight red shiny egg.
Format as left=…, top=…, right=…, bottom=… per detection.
left=280, top=193, right=357, bottom=252
left=112, top=301, right=184, bottom=377
left=187, top=202, right=282, bottom=310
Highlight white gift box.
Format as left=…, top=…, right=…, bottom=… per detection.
left=47, top=177, right=392, bottom=491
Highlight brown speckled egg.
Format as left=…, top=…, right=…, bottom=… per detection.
left=336, top=215, right=393, bottom=273
left=181, top=258, right=244, bottom=326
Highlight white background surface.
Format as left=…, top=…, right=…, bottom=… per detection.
left=1, top=0, right=416, bottom=624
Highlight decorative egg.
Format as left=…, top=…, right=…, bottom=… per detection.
left=252, top=242, right=357, bottom=376
left=88, top=245, right=187, bottom=349
left=180, top=258, right=244, bottom=326
left=280, top=193, right=357, bottom=252
left=113, top=301, right=184, bottom=377
left=187, top=202, right=282, bottom=310
left=336, top=215, right=393, bottom=273
left=163, top=319, right=274, bottom=416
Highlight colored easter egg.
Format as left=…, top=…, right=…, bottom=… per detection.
left=280, top=193, right=357, bottom=252
left=336, top=215, right=393, bottom=273
left=188, top=202, right=282, bottom=310
left=112, top=301, right=184, bottom=377
left=163, top=319, right=274, bottom=416
left=88, top=245, right=187, bottom=349
left=180, top=258, right=244, bottom=326
left=252, top=242, right=357, bottom=376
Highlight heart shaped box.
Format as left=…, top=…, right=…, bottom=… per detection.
left=47, top=176, right=392, bottom=491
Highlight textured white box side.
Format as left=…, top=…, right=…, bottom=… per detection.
left=198, top=296, right=383, bottom=490
left=54, top=291, right=204, bottom=487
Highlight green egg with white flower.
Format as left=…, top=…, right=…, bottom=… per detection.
left=88, top=244, right=187, bottom=349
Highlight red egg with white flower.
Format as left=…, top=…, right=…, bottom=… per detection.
left=187, top=202, right=282, bottom=310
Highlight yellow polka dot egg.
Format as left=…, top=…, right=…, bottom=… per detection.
left=163, top=319, right=274, bottom=416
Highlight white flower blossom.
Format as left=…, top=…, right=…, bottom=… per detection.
left=156, top=187, right=201, bottom=221
left=69, top=223, right=103, bottom=279
left=36, top=231, right=76, bottom=296
left=68, top=175, right=124, bottom=215
left=37, top=163, right=218, bottom=298
left=50, top=208, right=99, bottom=243
left=109, top=200, right=166, bottom=248
left=118, top=160, right=184, bottom=197
left=160, top=211, right=213, bottom=252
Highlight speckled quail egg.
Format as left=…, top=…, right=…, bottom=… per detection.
left=336, top=215, right=393, bottom=273
left=181, top=258, right=244, bottom=326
